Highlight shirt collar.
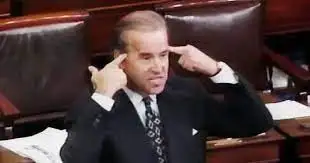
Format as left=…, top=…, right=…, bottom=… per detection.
left=122, top=87, right=157, bottom=106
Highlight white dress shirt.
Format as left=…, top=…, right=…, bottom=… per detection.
left=91, top=62, right=238, bottom=126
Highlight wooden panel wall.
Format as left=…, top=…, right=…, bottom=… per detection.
left=21, top=0, right=84, bottom=14
left=5, top=0, right=310, bottom=54
left=265, top=0, right=310, bottom=35
left=0, top=0, right=10, bottom=18
left=20, top=0, right=166, bottom=14
left=19, top=0, right=171, bottom=55
left=86, top=0, right=170, bottom=54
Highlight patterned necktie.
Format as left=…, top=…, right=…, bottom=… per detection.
left=143, top=97, right=168, bottom=163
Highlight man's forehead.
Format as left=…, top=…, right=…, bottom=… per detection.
left=126, top=44, right=169, bottom=55
left=122, top=29, right=167, bottom=42
left=123, top=30, right=168, bottom=53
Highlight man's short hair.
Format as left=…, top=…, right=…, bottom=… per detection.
left=111, top=10, right=167, bottom=53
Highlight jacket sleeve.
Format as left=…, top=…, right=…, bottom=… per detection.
left=193, top=74, right=274, bottom=138
left=60, top=93, right=112, bottom=163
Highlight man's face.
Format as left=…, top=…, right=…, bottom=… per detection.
left=121, top=29, right=169, bottom=95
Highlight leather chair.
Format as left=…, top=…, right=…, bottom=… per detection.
left=0, top=11, right=90, bottom=139
left=156, top=0, right=310, bottom=92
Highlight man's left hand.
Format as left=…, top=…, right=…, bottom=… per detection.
left=169, top=45, right=220, bottom=76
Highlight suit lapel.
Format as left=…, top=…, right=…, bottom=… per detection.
left=157, top=88, right=192, bottom=163
left=112, top=90, right=157, bottom=163
left=111, top=87, right=195, bottom=163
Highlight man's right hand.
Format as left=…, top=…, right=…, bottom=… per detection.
left=88, top=54, right=127, bottom=98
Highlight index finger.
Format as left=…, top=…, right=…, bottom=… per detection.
left=110, top=54, right=127, bottom=66
left=168, top=46, right=188, bottom=55
left=88, top=66, right=98, bottom=74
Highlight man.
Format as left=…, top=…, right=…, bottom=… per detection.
left=60, top=10, right=273, bottom=163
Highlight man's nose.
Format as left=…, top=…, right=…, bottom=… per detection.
left=151, top=58, right=163, bottom=72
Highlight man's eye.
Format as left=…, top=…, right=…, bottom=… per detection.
left=160, top=53, right=168, bottom=57
left=142, top=56, right=151, bottom=60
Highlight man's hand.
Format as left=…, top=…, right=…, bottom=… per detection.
left=169, top=45, right=220, bottom=76
left=88, top=54, right=127, bottom=98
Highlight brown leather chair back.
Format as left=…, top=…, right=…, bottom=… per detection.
left=0, top=11, right=90, bottom=116
left=156, top=0, right=268, bottom=90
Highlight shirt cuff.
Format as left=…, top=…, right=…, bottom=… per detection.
left=91, top=92, right=115, bottom=111
left=209, top=62, right=238, bottom=84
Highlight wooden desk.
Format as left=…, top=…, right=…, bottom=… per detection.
left=206, top=118, right=310, bottom=163
left=278, top=119, right=310, bottom=162
left=0, top=147, right=34, bottom=163
left=206, top=95, right=310, bottom=163
left=207, top=129, right=285, bottom=163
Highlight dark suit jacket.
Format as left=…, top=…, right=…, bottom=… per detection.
left=60, top=75, right=273, bottom=163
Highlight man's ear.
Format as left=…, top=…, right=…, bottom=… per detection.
left=113, top=49, right=126, bottom=69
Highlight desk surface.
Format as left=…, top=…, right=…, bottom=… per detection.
left=207, top=128, right=285, bottom=163
left=278, top=119, right=310, bottom=162
left=0, top=147, right=34, bottom=163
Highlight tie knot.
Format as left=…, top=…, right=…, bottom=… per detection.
left=142, top=96, right=152, bottom=106
left=143, top=96, right=152, bottom=112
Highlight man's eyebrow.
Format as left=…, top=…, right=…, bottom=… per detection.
left=138, top=52, right=153, bottom=57
left=138, top=50, right=169, bottom=56
left=160, top=50, right=169, bottom=54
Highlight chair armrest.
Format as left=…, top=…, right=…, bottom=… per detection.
left=0, top=93, right=20, bottom=117
left=263, top=46, right=310, bottom=83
